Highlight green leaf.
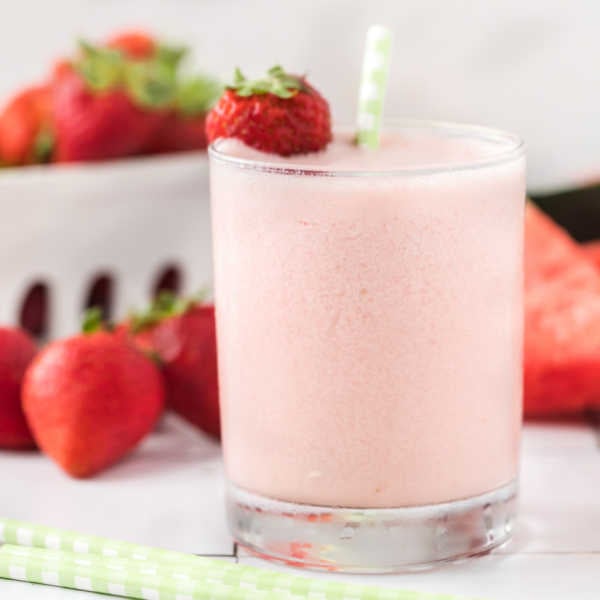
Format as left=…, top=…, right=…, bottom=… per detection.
left=74, top=37, right=221, bottom=114
left=82, top=307, right=105, bottom=334
left=233, top=67, right=246, bottom=85
left=32, top=129, right=54, bottom=163
left=129, top=290, right=207, bottom=333
left=227, top=65, right=304, bottom=99
left=125, top=60, right=177, bottom=109
left=155, top=44, right=188, bottom=74
left=77, top=40, right=124, bottom=91
left=176, top=75, right=223, bottom=115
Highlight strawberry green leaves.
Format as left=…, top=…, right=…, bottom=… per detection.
left=229, top=65, right=305, bottom=99
left=176, top=76, right=223, bottom=116
left=129, top=290, right=206, bottom=333
left=75, top=39, right=221, bottom=112
left=125, top=59, right=178, bottom=109
left=77, top=41, right=124, bottom=91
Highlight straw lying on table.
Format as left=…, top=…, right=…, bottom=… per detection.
left=0, top=518, right=476, bottom=600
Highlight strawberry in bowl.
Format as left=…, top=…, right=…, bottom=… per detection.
left=0, top=30, right=222, bottom=166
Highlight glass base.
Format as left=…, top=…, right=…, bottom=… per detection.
left=227, top=479, right=517, bottom=573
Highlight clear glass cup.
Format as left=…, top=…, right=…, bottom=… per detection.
left=209, top=120, right=525, bottom=572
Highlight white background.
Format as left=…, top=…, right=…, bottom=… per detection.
left=0, top=0, right=599, bottom=191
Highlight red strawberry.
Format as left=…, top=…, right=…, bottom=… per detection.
left=52, top=41, right=176, bottom=162
left=143, top=76, right=221, bottom=154
left=120, top=293, right=220, bottom=438
left=53, top=71, right=165, bottom=162
left=22, top=310, right=165, bottom=477
left=145, top=111, right=207, bottom=153
left=524, top=203, right=600, bottom=417
left=51, top=59, right=74, bottom=82
left=106, top=30, right=157, bottom=60
left=0, top=328, right=37, bottom=449
left=205, top=65, right=331, bottom=156
left=0, top=85, right=54, bottom=165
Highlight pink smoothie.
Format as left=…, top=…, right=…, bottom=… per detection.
left=210, top=126, right=525, bottom=509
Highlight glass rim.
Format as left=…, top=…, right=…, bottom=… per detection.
left=208, top=118, right=525, bottom=178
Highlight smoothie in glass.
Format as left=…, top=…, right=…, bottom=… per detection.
left=209, top=122, right=525, bottom=570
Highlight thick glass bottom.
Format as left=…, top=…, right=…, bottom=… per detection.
left=227, top=479, right=517, bottom=573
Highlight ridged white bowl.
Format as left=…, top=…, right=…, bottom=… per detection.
left=0, top=152, right=212, bottom=339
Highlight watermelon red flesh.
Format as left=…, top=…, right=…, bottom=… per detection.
left=524, top=203, right=600, bottom=417
left=581, top=240, right=600, bottom=273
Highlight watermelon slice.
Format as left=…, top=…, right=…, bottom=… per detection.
left=524, top=203, right=600, bottom=417
left=581, top=240, right=600, bottom=273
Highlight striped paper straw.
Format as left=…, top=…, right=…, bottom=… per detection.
left=0, top=545, right=237, bottom=600
left=356, top=25, right=392, bottom=149
left=0, top=518, right=219, bottom=568
left=0, top=519, right=477, bottom=599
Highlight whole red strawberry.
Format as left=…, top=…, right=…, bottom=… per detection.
left=52, top=41, right=177, bottom=162
left=0, top=85, right=54, bottom=166
left=0, top=328, right=37, bottom=449
left=205, top=66, right=331, bottom=156
left=53, top=72, right=165, bottom=162
left=22, top=310, right=165, bottom=477
left=121, top=293, right=220, bottom=438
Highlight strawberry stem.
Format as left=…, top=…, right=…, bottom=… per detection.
left=130, top=290, right=207, bottom=333
left=32, top=129, right=54, bottom=163
left=81, top=307, right=105, bottom=334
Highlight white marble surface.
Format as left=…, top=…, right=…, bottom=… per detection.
left=0, top=415, right=598, bottom=599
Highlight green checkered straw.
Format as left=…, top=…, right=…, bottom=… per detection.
left=0, top=518, right=480, bottom=600
left=356, top=25, right=392, bottom=149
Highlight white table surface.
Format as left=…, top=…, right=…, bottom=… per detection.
left=0, top=415, right=598, bottom=600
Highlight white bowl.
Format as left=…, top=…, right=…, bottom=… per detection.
left=0, top=152, right=212, bottom=339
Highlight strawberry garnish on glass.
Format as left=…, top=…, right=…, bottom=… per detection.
left=206, top=65, right=332, bottom=156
